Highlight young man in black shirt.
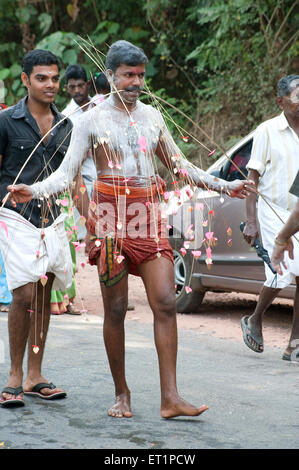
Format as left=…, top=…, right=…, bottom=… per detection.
left=0, top=50, right=73, bottom=407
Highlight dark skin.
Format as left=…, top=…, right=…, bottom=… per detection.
left=1, top=65, right=66, bottom=403
left=271, top=200, right=299, bottom=275
left=6, top=63, right=255, bottom=417
left=243, top=85, right=299, bottom=356
left=66, top=78, right=90, bottom=110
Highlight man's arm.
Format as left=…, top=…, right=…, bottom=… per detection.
left=155, top=136, right=255, bottom=199
left=242, top=169, right=260, bottom=246
left=271, top=200, right=299, bottom=275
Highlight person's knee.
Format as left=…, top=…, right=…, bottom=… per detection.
left=153, top=290, right=176, bottom=317
left=105, top=301, right=127, bottom=324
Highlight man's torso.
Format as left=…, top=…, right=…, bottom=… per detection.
left=248, top=113, right=299, bottom=212
left=85, top=97, right=163, bottom=181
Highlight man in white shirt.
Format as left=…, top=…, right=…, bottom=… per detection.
left=62, top=65, right=97, bottom=240
left=63, top=64, right=97, bottom=200
left=241, top=75, right=299, bottom=359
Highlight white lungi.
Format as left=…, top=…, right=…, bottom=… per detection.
left=258, top=197, right=299, bottom=288
left=0, top=208, right=73, bottom=292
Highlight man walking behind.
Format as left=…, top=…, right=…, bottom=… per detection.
left=242, top=75, right=299, bottom=360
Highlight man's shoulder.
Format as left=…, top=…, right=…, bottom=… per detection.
left=0, top=101, right=24, bottom=132
left=61, top=100, right=76, bottom=116
left=137, top=100, right=161, bottom=120
left=257, top=114, right=281, bottom=131
left=0, top=102, right=19, bottom=120
left=253, top=114, right=282, bottom=140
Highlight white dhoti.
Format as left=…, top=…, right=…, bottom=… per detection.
left=0, top=208, right=73, bottom=292
left=258, top=197, right=299, bottom=288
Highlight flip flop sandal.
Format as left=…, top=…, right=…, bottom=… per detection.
left=65, top=303, right=81, bottom=315
left=282, top=352, right=299, bottom=362
left=241, top=316, right=264, bottom=353
left=24, top=382, right=67, bottom=400
left=0, top=386, right=25, bottom=408
left=0, top=304, right=10, bottom=312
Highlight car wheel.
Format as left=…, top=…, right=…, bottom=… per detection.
left=170, top=237, right=205, bottom=313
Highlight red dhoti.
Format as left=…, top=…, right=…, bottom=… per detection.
left=87, top=176, right=173, bottom=287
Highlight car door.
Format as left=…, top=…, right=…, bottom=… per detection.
left=197, top=138, right=266, bottom=282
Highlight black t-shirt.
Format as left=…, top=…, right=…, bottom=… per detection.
left=0, top=97, right=73, bottom=228
left=290, top=170, right=299, bottom=198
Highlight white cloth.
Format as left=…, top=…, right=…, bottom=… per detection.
left=258, top=197, right=299, bottom=288
left=91, top=93, right=105, bottom=105
left=247, top=112, right=299, bottom=212
left=0, top=208, right=73, bottom=291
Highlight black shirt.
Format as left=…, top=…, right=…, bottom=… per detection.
left=290, top=170, right=299, bottom=198
left=0, top=97, right=73, bottom=228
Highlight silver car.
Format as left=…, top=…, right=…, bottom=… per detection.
left=167, top=132, right=295, bottom=313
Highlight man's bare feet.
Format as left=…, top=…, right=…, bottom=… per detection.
left=108, top=391, right=133, bottom=418
left=161, top=396, right=209, bottom=419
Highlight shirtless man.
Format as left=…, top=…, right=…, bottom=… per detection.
left=7, top=40, right=254, bottom=418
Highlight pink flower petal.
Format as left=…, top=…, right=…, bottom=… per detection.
left=205, top=231, right=214, bottom=240
left=192, top=250, right=201, bottom=259
left=138, top=136, right=147, bottom=153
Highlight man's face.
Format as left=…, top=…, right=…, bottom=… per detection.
left=22, top=64, right=60, bottom=104
left=110, top=64, right=145, bottom=105
left=277, top=84, right=299, bottom=121
left=66, top=78, right=89, bottom=105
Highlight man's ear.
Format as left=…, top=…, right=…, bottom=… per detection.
left=21, top=71, right=30, bottom=89
left=276, top=96, right=284, bottom=111
left=106, top=69, right=114, bottom=83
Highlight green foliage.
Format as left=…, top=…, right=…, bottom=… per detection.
left=0, top=0, right=298, bottom=160
left=185, top=0, right=299, bottom=132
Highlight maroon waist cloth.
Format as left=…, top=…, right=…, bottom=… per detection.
left=87, top=177, right=173, bottom=286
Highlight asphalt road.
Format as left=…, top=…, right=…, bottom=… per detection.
left=0, top=310, right=299, bottom=451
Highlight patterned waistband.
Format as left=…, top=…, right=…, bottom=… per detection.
left=94, top=177, right=157, bottom=199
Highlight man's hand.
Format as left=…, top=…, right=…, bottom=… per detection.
left=6, top=184, right=33, bottom=207
left=243, top=220, right=259, bottom=246
left=227, top=179, right=256, bottom=199
left=271, top=238, right=294, bottom=276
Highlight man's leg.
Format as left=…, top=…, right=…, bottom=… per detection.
left=243, top=286, right=280, bottom=352
left=284, top=277, right=299, bottom=357
left=1, top=282, right=35, bottom=402
left=138, top=256, right=208, bottom=419
left=99, top=265, right=132, bottom=418
left=23, top=273, right=66, bottom=396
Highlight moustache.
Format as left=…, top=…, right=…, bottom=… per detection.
left=125, top=86, right=142, bottom=93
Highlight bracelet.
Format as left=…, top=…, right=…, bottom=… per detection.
left=274, top=236, right=289, bottom=247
